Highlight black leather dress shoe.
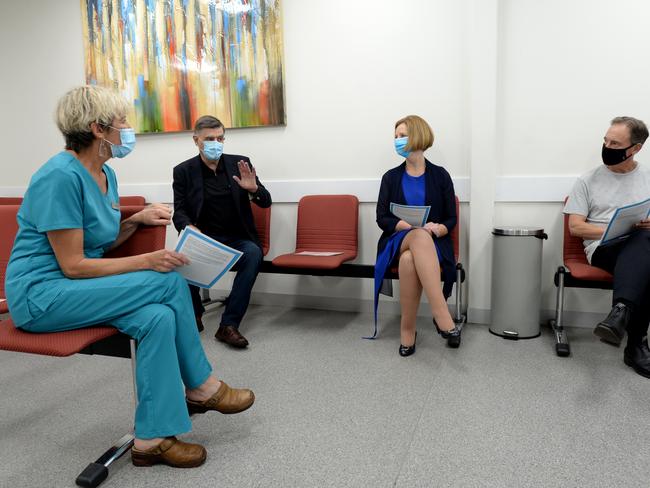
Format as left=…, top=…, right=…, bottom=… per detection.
left=624, top=340, right=650, bottom=379
left=399, top=332, right=417, bottom=357
left=594, top=303, right=630, bottom=346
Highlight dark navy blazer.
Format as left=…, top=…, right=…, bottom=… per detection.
left=172, top=154, right=272, bottom=248
left=376, top=160, right=457, bottom=298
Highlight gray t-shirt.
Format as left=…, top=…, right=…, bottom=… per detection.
left=564, top=163, right=650, bottom=263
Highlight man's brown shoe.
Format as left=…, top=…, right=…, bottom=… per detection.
left=215, top=325, right=249, bottom=348
left=131, top=437, right=206, bottom=468
left=186, top=381, right=255, bottom=415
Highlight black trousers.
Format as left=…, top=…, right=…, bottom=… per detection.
left=591, top=230, right=650, bottom=345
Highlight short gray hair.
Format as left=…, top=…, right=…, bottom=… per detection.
left=611, top=116, right=649, bottom=145
left=193, top=115, right=224, bottom=134
left=55, top=85, right=130, bottom=152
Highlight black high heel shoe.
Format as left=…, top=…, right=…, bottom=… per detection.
left=399, top=332, right=417, bottom=357
left=433, top=319, right=461, bottom=348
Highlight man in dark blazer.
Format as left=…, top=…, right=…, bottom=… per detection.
left=173, top=115, right=272, bottom=348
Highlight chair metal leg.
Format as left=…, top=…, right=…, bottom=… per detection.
left=550, top=266, right=570, bottom=357
left=445, top=264, right=466, bottom=348
left=201, top=288, right=211, bottom=303
left=75, top=434, right=135, bottom=488
left=453, top=264, right=467, bottom=327
left=75, top=340, right=139, bottom=488
left=129, top=339, right=138, bottom=409
left=201, top=287, right=226, bottom=310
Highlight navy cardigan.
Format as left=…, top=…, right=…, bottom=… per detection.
left=376, top=160, right=457, bottom=298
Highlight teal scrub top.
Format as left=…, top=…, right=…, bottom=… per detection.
left=5, top=151, right=121, bottom=326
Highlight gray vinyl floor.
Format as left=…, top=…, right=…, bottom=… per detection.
left=1, top=304, right=649, bottom=488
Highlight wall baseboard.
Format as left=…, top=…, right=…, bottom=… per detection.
left=204, top=290, right=598, bottom=329
left=469, top=307, right=602, bottom=329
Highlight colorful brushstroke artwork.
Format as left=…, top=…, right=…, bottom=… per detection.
left=81, top=0, right=286, bottom=133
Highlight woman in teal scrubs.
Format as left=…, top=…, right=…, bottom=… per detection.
left=5, top=86, right=254, bottom=468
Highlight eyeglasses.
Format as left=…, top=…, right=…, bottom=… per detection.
left=204, top=136, right=226, bottom=143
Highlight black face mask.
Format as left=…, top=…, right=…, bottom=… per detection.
left=602, top=143, right=635, bottom=166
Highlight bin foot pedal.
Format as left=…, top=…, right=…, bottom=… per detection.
left=502, top=330, right=519, bottom=340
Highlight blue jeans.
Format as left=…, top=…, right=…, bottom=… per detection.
left=190, top=237, right=262, bottom=329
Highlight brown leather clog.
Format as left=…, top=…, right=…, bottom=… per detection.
left=131, top=437, right=206, bottom=468
left=186, top=381, right=255, bottom=415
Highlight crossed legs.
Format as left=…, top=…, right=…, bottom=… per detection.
left=21, top=271, right=248, bottom=452
left=398, top=229, right=455, bottom=346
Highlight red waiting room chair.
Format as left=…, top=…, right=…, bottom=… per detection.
left=0, top=197, right=23, bottom=205
left=272, top=194, right=359, bottom=269
left=0, top=205, right=20, bottom=314
left=549, top=199, right=613, bottom=357
left=0, top=196, right=146, bottom=206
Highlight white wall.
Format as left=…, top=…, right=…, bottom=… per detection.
left=0, top=0, right=469, bottom=321
left=0, top=0, right=468, bottom=186
left=499, top=0, right=650, bottom=177
left=483, top=0, right=650, bottom=323
left=3, top=0, right=650, bottom=325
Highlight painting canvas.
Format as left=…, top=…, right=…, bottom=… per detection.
left=81, top=0, right=286, bottom=133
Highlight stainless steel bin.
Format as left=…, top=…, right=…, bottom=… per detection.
left=490, top=226, right=547, bottom=339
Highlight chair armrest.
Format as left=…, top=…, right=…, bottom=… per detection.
left=106, top=206, right=167, bottom=258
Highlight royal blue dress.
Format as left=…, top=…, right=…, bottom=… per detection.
left=369, top=160, right=457, bottom=339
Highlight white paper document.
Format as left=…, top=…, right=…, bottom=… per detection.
left=295, top=251, right=343, bottom=256
left=390, top=203, right=431, bottom=227
left=174, top=228, right=242, bottom=288
left=600, top=197, right=650, bottom=245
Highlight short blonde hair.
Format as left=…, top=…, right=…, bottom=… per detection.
left=395, top=115, right=434, bottom=151
left=55, top=85, right=130, bottom=151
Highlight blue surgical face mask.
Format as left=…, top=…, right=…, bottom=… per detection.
left=202, top=140, right=224, bottom=161
left=106, top=127, right=136, bottom=158
left=394, top=136, right=410, bottom=158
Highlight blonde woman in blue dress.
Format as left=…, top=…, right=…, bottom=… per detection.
left=374, top=115, right=460, bottom=355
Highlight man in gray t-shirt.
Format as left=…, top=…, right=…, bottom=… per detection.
left=564, top=116, right=650, bottom=379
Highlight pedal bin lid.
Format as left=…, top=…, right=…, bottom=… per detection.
left=492, top=226, right=545, bottom=237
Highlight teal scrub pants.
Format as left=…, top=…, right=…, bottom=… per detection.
left=19, top=270, right=212, bottom=439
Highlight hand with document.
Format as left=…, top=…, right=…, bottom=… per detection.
left=390, top=203, right=430, bottom=228
left=389, top=202, right=447, bottom=237
left=599, top=197, right=650, bottom=245
left=174, top=227, right=243, bottom=288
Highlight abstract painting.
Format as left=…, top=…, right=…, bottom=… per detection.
left=81, top=0, right=286, bottom=133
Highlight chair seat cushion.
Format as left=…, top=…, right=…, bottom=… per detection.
left=272, top=251, right=356, bottom=269
left=565, top=260, right=613, bottom=282
left=0, top=318, right=118, bottom=357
